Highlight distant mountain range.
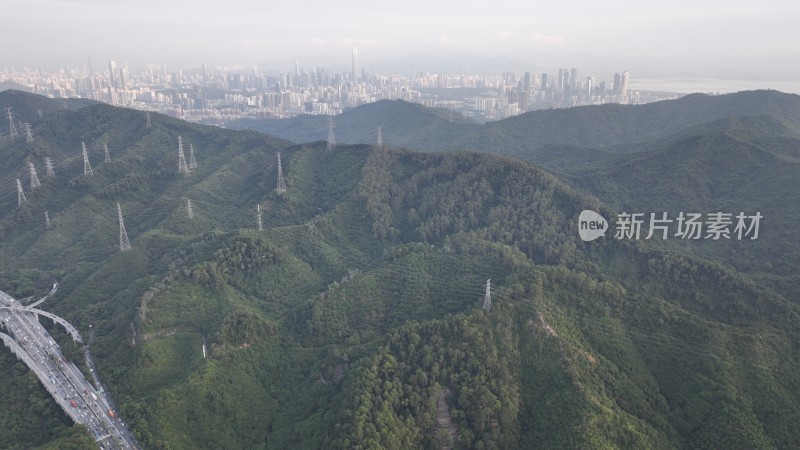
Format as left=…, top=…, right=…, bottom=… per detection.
left=0, top=90, right=798, bottom=449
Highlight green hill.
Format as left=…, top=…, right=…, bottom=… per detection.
left=0, top=93, right=798, bottom=449
left=228, top=90, right=800, bottom=158
left=228, top=99, right=475, bottom=150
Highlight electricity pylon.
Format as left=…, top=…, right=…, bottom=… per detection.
left=17, top=179, right=27, bottom=206
left=376, top=126, right=383, bottom=148
left=45, top=211, right=51, bottom=229
left=178, top=136, right=190, bottom=174
left=82, top=142, right=93, bottom=176
left=25, top=123, right=33, bottom=143
left=483, top=279, right=492, bottom=311
left=189, top=144, right=197, bottom=169
left=118, top=203, right=131, bottom=251
left=103, top=143, right=111, bottom=162
left=29, top=162, right=41, bottom=189
left=44, top=157, right=55, bottom=177
left=275, top=152, right=286, bottom=194
left=6, top=108, right=18, bottom=139
left=187, top=199, right=194, bottom=220
left=257, top=205, right=263, bottom=231
left=146, top=112, right=151, bottom=128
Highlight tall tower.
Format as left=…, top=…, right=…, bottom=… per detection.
left=620, top=70, right=630, bottom=104
left=29, top=162, right=41, bottom=190
left=189, top=144, right=197, bottom=169
left=117, top=203, right=131, bottom=251
left=275, top=152, right=286, bottom=194
left=177, top=136, right=190, bottom=174
left=44, top=157, right=55, bottom=177
left=82, top=142, right=93, bottom=176
left=483, top=279, right=492, bottom=311
left=376, top=126, right=383, bottom=148
left=16, top=179, right=27, bottom=206
left=352, top=46, right=358, bottom=82
left=6, top=108, right=18, bottom=139
left=103, top=142, right=111, bottom=162
left=108, top=61, right=117, bottom=88
left=327, top=117, right=335, bottom=152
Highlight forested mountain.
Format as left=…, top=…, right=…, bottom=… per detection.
left=0, top=90, right=798, bottom=449
left=230, top=90, right=800, bottom=296
left=228, top=90, right=800, bottom=158
left=227, top=99, right=475, bottom=151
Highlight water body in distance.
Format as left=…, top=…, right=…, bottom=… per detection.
left=632, top=77, right=800, bottom=95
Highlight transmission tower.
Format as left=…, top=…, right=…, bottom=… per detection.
left=189, top=144, right=197, bottom=169
left=187, top=199, right=194, bottom=220
left=45, top=211, right=51, bottom=229
left=103, top=142, right=111, bottom=162
left=82, top=142, right=93, bottom=176
left=117, top=203, right=131, bottom=251
left=326, top=117, right=335, bottom=151
left=257, top=204, right=263, bottom=231
left=177, top=136, right=190, bottom=174
left=275, top=152, right=286, bottom=194
left=376, top=126, right=383, bottom=148
left=6, top=108, right=18, bottom=139
left=16, top=179, right=27, bottom=206
left=146, top=112, right=151, bottom=128
left=483, top=279, right=492, bottom=311
left=25, top=123, right=33, bottom=143
left=29, top=162, right=41, bottom=189
left=44, top=157, right=55, bottom=177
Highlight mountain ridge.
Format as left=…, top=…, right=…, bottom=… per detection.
left=0, top=92, right=797, bottom=449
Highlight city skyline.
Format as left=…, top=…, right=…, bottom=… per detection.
left=2, top=0, right=800, bottom=79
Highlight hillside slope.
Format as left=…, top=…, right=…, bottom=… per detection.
left=0, top=94, right=798, bottom=449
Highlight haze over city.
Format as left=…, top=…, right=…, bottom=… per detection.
left=3, top=0, right=800, bottom=81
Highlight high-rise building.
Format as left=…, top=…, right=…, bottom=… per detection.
left=108, top=61, right=117, bottom=88
left=620, top=70, right=630, bottom=103
left=352, top=47, right=358, bottom=82
left=540, top=73, right=548, bottom=90
left=613, top=73, right=621, bottom=95
left=570, top=68, right=578, bottom=90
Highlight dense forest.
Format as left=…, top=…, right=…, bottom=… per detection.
left=0, top=90, right=798, bottom=449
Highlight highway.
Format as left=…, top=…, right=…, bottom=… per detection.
left=0, top=287, right=140, bottom=449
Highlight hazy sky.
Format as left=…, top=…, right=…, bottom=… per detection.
left=3, top=0, right=800, bottom=72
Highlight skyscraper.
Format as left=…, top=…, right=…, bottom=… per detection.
left=620, top=70, right=630, bottom=103
left=352, top=47, right=358, bottom=82
left=108, top=60, right=117, bottom=88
